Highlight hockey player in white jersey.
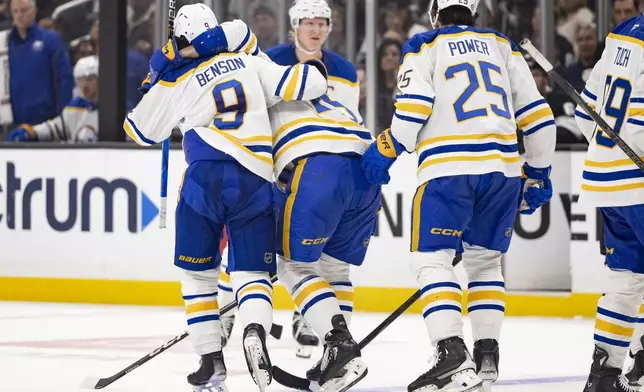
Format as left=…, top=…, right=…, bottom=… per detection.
left=360, top=1, right=556, bottom=391
left=212, top=0, right=361, bottom=360
left=124, top=4, right=327, bottom=391
left=574, top=14, right=644, bottom=392
left=7, top=55, right=98, bottom=143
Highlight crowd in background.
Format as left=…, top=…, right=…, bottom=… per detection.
left=0, top=0, right=640, bottom=145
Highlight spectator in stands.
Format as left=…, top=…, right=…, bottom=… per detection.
left=530, top=5, right=575, bottom=68
left=252, top=5, right=278, bottom=50
left=376, top=38, right=401, bottom=131
left=90, top=20, right=147, bottom=110
left=327, top=2, right=346, bottom=57
left=527, top=54, right=585, bottom=144
left=562, top=23, right=600, bottom=93
left=9, top=0, right=73, bottom=127
left=7, top=55, right=98, bottom=143
left=556, top=0, right=594, bottom=52
left=128, top=0, right=153, bottom=51
left=357, top=62, right=366, bottom=121
left=613, top=0, right=640, bottom=26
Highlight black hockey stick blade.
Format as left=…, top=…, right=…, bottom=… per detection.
left=82, top=275, right=280, bottom=389
left=520, top=38, right=644, bottom=172
left=272, top=289, right=423, bottom=390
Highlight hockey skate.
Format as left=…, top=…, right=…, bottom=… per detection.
left=293, top=310, right=320, bottom=358
left=474, top=339, right=499, bottom=392
left=306, top=355, right=323, bottom=382
left=187, top=351, right=229, bottom=392
left=583, top=345, right=637, bottom=392
left=243, top=323, right=273, bottom=392
left=220, top=314, right=235, bottom=348
left=408, top=337, right=483, bottom=392
left=317, top=314, right=367, bottom=392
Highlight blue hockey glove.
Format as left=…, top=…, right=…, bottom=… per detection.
left=518, top=163, right=553, bottom=215
left=192, top=26, right=229, bottom=57
left=7, top=125, right=36, bottom=142
left=360, top=129, right=405, bottom=185
left=138, top=72, right=152, bottom=95
left=149, top=37, right=186, bottom=86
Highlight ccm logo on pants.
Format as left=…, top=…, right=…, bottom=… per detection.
left=430, top=228, right=463, bottom=237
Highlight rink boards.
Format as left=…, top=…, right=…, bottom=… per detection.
left=0, top=147, right=609, bottom=316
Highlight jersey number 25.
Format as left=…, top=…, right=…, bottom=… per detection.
left=445, top=61, right=511, bottom=123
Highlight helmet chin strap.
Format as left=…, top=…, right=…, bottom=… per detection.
left=293, top=27, right=322, bottom=58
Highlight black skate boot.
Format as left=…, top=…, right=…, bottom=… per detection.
left=583, top=345, right=636, bottom=392
left=318, top=314, right=368, bottom=392
left=242, top=323, right=273, bottom=392
left=292, top=310, right=319, bottom=358
left=187, top=351, right=229, bottom=392
left=306, top=354, right=323, bottom=382
left=408, top=337, right=483, bottom=392
left=220, top=314, right=235, bottom=348
left=474, top=339, right=499, bottom=391
left=625, top=338, right=644, bottom=391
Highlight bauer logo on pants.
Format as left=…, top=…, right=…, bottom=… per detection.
left=0, top=162, right=159, bottom=233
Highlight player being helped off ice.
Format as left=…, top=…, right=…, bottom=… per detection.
left=360, top=0, right=556, bottom=391
left=574, top=13, right=644, bottom=392
left=216, top=0, right=362, bottom=360
left=123, top=4, right=328, bottom=391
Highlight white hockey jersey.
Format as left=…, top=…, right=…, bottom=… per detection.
left=24, top=96, right=98, bottom=142
left=575, top=15, right=644, bottom=207
left=391, top=26, right=556, bottom=186
left=124, top=52, right=327, bottom=182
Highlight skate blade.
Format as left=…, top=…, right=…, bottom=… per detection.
left=482, top=380, right=492, bottom=392
left=193, top=381, right=229, bottom=392
left=412, top=369, right=483, bottom=392
left=296, top=345, right=313, bottom=359
left=319, top=357, right=368, bottom=392
left=244, top=335, right=271, bottom=391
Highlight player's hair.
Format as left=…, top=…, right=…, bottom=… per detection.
left=613, top=0, right=640, bottom=10
left=438, top=5, right=477, bottom=27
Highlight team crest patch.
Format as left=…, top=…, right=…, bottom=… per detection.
left=264, top=252, right=273, bottom=264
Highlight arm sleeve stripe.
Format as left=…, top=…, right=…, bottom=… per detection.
left=296, top=64, right=309, bottom=101
left=126, top=116, right=156, bottom=145
left=275, top=66, right=292, bottom=97
left=233, top=27, right=251, bottom=52
left=515, top=99, right=547, bottom=118
left=631, top=97, right=644, bottom=103
left=582, top=89, right=598, bottom=101
left=394, top=111, right=427, bottom=124
left=523, top=119, right=555, bottom=136
left=627, top=118, right=644, bottom=126
left=396, top=93, right=434, bottom=104
left=575, top=109, right=593, bottom=121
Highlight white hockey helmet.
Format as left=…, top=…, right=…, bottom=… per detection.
left=174, top=3, right=218, bottom=43
left=289, top=0, right=332, bottom=31
left=74, top=55, right=98, bottom=79
left=428, top=0, right=480, bottom=28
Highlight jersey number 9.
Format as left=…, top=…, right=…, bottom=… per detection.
left=212, top=79, right=247, bottom=130
left=596, top=75, right=632, bottom=149
left=445, top=61, right=511, bottom=123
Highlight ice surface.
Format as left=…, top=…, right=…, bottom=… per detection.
left=0, top=302, right=594, bottom=391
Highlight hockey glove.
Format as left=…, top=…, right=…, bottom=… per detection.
left=7, top=125, right=36, bottom=142
left=360, top=128, right=405, bottom=185
left=518, top=163, right=553, bottom=215
left=149, top=37, right=186, bottom=86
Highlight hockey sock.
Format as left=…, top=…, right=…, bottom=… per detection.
left=182, top=268, right=222, bottom=355
left=410, top=249, right=464, bottom=346
left=218, top=269, right=235, bottom=311
left=319, top=253, right=354, bottom=326
left=463, top=244, right=505, bottom=342
left=278, top=255, right=342, bottom=338
left=231, top=271, right=274, bottom=333
left=593, top=269, right=644, bottom=368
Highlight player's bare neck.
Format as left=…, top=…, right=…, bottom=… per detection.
left=295, top=47, right=322, bottom=62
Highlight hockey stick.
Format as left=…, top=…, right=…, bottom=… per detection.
left=158, top=0, right=176, bottom=229
left=80, top=276, right=283, bottom=389
left=272, top=289, right=423, bottom=391
left=520, top=39, right=644, bottom=172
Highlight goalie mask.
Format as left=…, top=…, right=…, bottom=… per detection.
left=289, top=0, right=332, bottom=56
left=428, top=0, right=480, bottom=29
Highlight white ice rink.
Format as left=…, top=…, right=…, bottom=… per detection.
left=0, top=302, right=597, bottom=392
